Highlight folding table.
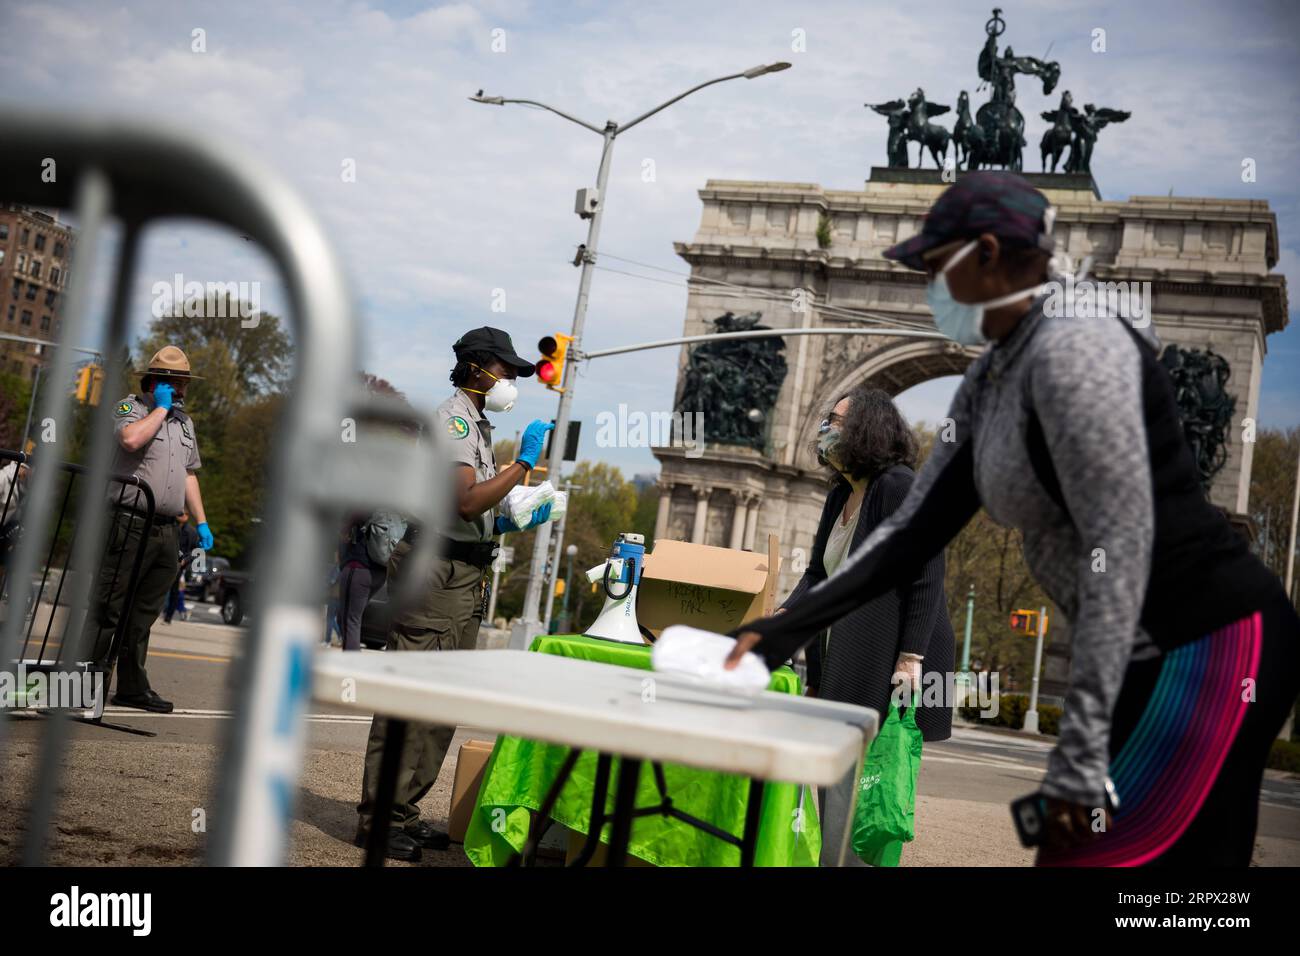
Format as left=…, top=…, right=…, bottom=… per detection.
left=313, top=649, right=878, bottom=867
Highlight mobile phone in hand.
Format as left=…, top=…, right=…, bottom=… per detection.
left=1010, top=792, right=1047, bottom=848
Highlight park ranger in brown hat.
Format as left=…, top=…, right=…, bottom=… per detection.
left=82, top=345, right=214, bottom=714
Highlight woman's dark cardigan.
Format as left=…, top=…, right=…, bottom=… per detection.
left=783, top=464, right=955, bottom=742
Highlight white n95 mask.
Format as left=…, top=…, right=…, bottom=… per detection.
left=465, top=364, right=519, bottom=412
left=926, top=240, right=1046, bottom=347
left=482, top=377, right=518, bottom=413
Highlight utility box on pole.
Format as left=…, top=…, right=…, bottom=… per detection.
left=574, top=187, right=600, bottom=218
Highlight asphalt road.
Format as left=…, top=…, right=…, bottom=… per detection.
left=2, top=607, right=1298, bottom=866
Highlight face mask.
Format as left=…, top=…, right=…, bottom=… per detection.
left=816, top=421, right=841, bottom=469
left=464, top=365, right=518, bottom=412
left=482, top=378, right=518, bottom=413
left=926, top=241, right=1047, bottom=347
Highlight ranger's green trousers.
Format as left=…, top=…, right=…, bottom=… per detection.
left=356, top=550, right=484, bottom=835
left=83, top=513, right=180, bottom=698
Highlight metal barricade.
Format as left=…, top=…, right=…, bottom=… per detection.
left=0, top=110, right=445, bottom=865
left=0, top=448, right=156, bottom=723
left=0, top=450, right=155, bottom=686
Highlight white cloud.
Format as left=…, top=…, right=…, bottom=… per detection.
left=1, top=0, right=1297, bottom=458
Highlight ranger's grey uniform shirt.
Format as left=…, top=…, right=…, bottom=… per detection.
left=439, top=388, right=497, bottom=543
left=110, top=394, right=201, bottom=517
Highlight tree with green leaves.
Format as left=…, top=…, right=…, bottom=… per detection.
left=1248, top=426, right=1299, bottom=602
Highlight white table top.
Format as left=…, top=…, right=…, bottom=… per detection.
left=314, top=649, right=877, bottom=785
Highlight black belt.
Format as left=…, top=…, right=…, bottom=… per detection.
left=439, top=537, right=498, bottom=568
left=114, top=506, right=177, bottom=527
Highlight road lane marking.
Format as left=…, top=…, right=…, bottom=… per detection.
left=148, top=650, right=232, bottom=663
left=100, top=707, right=371, bottom=723
left=923, top=753, right=1046, bottom=773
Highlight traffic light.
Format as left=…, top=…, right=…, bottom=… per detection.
left=536, top=334, right=572, bottom=392
left=75, top=363, right=104, bottom=406
left=1009, top=609, right=1044, bottom=635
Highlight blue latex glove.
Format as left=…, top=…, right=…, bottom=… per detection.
left=527, top=502, right=552, bottom=529
left=197, top=522, right=214, bottom=550
left=517, top=420, right=555, bottom=469
left=153, top=381, right=175, bottom=410
left=493, top=502, right=552, bottom=535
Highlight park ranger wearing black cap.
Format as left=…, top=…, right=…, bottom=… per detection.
left=355, top=326, right=556, bottom=861
left=83, top=345, right=214, bottom=714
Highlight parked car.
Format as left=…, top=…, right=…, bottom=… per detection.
left=213, top=567, right=250, bottom=626
left=185, top=555, right=230, bottom=603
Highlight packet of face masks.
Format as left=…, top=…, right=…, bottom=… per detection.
left=652, top=625, right=771, bottom=694
left=502, top=480, right=566, bottom=528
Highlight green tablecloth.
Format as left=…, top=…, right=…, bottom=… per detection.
left=463, top=633, right=821, bottom=867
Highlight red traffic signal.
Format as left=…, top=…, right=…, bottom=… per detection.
left=537, top=334, right=571, bottom=392
left=1009, top=609, right=1044, bottom=635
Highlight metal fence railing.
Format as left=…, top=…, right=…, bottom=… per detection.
left=0, top=448, right=156, bottom=723
left=0, top=109, right=447, bottom=865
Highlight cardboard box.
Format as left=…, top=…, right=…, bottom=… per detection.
left=634, top=534, right=780, bottom=640
left=564, top=827, right=654, bottom=866
left=448, top=739, right=495, bottom=843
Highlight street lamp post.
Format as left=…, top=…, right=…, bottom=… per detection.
left=956, top=583, right=975, bottom=706
left=1023, top=605, right=1048, bottom=735
left=472, top=62, right=792, bottom=649
left=542, top=479, right=583, bottom=633
left=560, top=542, right=578, bottom=633
left=21, top=363, right=43, bottom=452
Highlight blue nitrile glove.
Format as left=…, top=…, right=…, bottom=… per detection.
left=197, top=522, right=214, bottom=550
left=517, top=420, right=555, bottom=469
left=153, top=381, right=175, bottom=411
left=527, top=502, right=552, bottom=529
left=492, top=502, right=552, bottom=535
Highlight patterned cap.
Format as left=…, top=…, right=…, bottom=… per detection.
left=883, top=171, right=1055, bottom=270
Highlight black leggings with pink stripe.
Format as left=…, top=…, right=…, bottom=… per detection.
left=1039, top=590, right=1300, bottom=867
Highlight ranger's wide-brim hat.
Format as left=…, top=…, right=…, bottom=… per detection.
left=138, top=345, right=202, bottom=379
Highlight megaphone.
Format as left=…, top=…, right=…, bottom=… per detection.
left=583, top=532, right=646, bottom=645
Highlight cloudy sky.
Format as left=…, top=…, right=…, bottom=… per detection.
left=2, top=0, right=1297, bottom=479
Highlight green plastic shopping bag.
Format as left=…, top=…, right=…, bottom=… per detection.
left=851, top=696, right=922, bottom=866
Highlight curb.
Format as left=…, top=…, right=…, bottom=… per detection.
left=952, top=716, right=1052, bottom=740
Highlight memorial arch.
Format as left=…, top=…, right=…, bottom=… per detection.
left=785, top=337, right=974, bottom=473
left=652, top=169, right=1289, bottom=603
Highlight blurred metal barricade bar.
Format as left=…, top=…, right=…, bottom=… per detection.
left=0, top=110, right=445, bottom=865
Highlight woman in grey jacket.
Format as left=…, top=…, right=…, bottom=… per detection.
left=729, top=171, right=1299, bottom=866
left=788, top=386, right=954, bottom=866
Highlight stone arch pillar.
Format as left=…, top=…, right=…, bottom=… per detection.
left=742, top=493, right=761, bottom=551
left=690, top=484, right=711, bottom=545
left=653, top=479, right=673, bottom=542
left=728, top=491, right=749, bottom=550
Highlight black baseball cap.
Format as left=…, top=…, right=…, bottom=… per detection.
left=453, top=326, right=535, bottom=377
left=883, top=171, right=1055, bottom=271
